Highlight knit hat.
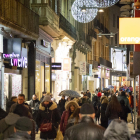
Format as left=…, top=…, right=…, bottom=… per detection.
left=80, top=103, right=95, bottom=114
left=42, top=95, right=51, bottom=102
left=97, top=92, right=102, bottom=97
left=15, top=117, right=32, bottom=131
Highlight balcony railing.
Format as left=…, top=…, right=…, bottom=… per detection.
left=59, top=14, right=77, bottom=39
left=31, top=3, right=59, bottom=32
left=0, top=0, right=39, bottom=38
left=88, top=29, right=97, bottom=39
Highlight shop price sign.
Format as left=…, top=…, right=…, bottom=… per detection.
left=2, top=52, right=28, bottom=68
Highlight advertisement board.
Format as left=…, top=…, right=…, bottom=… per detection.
left=63, top=58, right=71, bottom=71
left=119, top=18, right=140, bottom=44
left=80, top=61, right=86, bottom=75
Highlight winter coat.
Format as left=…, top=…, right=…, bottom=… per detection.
left=64, top=116, right=105, bottom=140
left=120, top=101, right=131, bottom=122
left=29, top=99, right=40, bottom=120
left=130, top=130, right=140, bottom=140
left=10, top=102, right=32, bottom=115
left=60, top=100, right=79, bottom=134
left=117, top=95, right=131, bottom=110
left=0, top=107, right=8, bottom=121
left=79, top=97, right=91, bottom=106
left=104, top=119, right=130, bottom=140
left=5, top=131, right=31, bottom=140
left=58, top=99, right=66, bottom=115
left=6, top=101, right=16, bottom=113
left=0, top=113, right=20, bottom=139
left=36, top=102, right=61, bottom=139
left=86, top=92, right=91, bottom=98
left=129, top=95, right=134, bottom=109
left=101, top=103, right=108, bottom=128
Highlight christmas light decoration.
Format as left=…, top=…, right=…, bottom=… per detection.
left=96, top=0, right=119, bottom=8
left=71, top=0, right=98, bottom=23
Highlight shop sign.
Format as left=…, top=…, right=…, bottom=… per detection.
left=89, top=64, right=92, bottom=76
left=52, top=63, right=61, bottom=70
left=119, top=18, right=140, bottom=44
left=80, top=61, right=86, bottom=75
left=63, top=58, right=71, bottom=71
left=2, top=52, right=27, bottom=68
left=41, top=40, right=49, bottom=48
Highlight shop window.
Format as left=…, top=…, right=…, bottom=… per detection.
left=45, top=64, right=50, bottom=93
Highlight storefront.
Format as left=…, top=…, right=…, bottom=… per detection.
left=2, top=38, right=28, bottom=109
left=35, top=36, right=52, bottom=100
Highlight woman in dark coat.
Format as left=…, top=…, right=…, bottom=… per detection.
left=36, top=95, right=61, bottom=140
left=101, top=97, right=108, bottom=128
left=105, top=95, right=122, bottom=126
left=60, top=100, right=79, bottom=135
left=120, top=100, right=131, bottom=122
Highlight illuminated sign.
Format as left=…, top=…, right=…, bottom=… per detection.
left=52, top=63, right=61, bottom=70
left=119, top=18, right=140, bottom=44
left=63, top=58, right=71, bottom=71
left=2, top=52, right=27, bottom=68
left=41, top=40, right=49, bottom=48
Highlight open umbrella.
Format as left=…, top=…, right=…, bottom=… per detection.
left=59, top=90, right=81, bottom=98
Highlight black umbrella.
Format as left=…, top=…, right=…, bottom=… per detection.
left=59, top=90, right=81, bottom=98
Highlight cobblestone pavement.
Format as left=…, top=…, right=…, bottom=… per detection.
left=35, top=123, right=135, bottom=140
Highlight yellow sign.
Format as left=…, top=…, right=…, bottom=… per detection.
left=119, top=18, right=140, bottom=44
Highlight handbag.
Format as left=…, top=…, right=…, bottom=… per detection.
left=40, top=111, right=53, bottom=132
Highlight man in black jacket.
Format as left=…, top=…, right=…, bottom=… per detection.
left=64, top=103, right=105, bottom=140
left=58, top=96, right=66, bottom=115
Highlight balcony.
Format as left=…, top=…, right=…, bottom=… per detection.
left=0, top=0, right=39, bottom=39
left=59, top=14, right=77, bottom=39
left=88, top=29, right=97, bottom=40
left=31, top=3, right=60, bottom=38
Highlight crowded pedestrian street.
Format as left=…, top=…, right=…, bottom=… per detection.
left=0, top=0, right=140, bottom=140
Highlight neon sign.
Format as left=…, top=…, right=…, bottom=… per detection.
left=3, top=52, right=27, bottom=68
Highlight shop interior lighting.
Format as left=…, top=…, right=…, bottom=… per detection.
left=71, top=0, right=98, bottom=23
left=110, top=32, right=114, bottom=37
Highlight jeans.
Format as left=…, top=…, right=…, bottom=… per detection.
left=35, top=124, right=39, bottom=132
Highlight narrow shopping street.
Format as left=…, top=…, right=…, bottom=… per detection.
left=0, top=0, right=140, bottom=140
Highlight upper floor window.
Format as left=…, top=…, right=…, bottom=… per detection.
left=117, top=16, right=119, bottom=28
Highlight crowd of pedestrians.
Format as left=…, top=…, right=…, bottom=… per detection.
left=0, top=88, right=139, bottom=140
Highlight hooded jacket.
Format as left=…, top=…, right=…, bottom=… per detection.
left=104, top=119, right=130, bottom=140
left=60, top=100, right=79, bottom=134
left=36, top=102, right=61, bottom=139
left=0, top=113, right=20, bottom=139
left=64, top=116, right=105, bottom=140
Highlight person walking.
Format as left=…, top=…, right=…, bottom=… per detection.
left=40, top=91, right=47, bottom=103
left=58, top=96, right=66, bottom=115
left=10, top=94, right=32, bottom=115
left=66, top=108, right=80, bottom=130
left=5, top=117, right=33, bottom=140
left=129, top=92, right=134, bottom=123
left=106, top=95, right=122, bottom=125
left=64, top=103, right=105, bottom=140
left=120, top=100, right=131, bottom=122
left=131, top=117, right=140, bottom=140
left=78, top=94, right=91, bottom=106
left=29, top=94, right=40, bottom=133
left=36, top=95, right=61, bottom=140
left=6, top=96, right=17, bottom=113
left=104, top=119, right=130, bottom=140
left=101, top=96, right=108, bottom=128
left=60, top=100, right=79, bottom=135
left=86, top=90, right=91, bottom=98
left=0, top=104, right=29, bottom=139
